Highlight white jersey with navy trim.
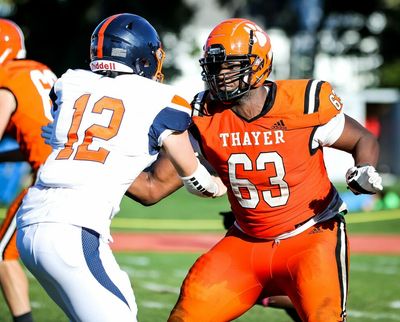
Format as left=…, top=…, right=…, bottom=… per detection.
left=17, top=69, right=191, bottom=237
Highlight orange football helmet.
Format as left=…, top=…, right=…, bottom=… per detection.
left=0, top=19, right=26, bottom=64
left=200, top=18, right=273, bottom=101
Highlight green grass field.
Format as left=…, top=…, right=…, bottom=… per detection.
left=0, top=189, right=399, bottom=321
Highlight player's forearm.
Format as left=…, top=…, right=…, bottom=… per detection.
left=163, top=131, right=198, bottom=177
left=125, top=154, right=183, bottom=206
left=125, top=171, right=183, bottom=206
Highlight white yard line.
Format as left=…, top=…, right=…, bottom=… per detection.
left=348, top=310, right=400, bottom=320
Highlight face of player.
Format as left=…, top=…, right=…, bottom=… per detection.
left=216, top=62, right=241, bottom=93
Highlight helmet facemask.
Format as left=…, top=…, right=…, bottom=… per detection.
left=151, top=47, right=165, bottom=82
left=201, top=45, right=266, bottom=101
left=200, top=19, right=273, bottom=102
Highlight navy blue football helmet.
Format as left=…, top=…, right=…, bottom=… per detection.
left=90, top=13, right=165, bottom=81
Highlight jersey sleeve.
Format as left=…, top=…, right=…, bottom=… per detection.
left=149, top=94, right=192, bottom=151
left=191, top=90, right=208, bottom=116
left=316, top=81, right=344, bottom=125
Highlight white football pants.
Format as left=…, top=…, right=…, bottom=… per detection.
left=17, top=223, right=137, bottom=322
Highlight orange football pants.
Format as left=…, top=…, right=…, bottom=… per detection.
left=169, top=215, right=349, bottom=322
left=0, top=188, right=28, bottom=261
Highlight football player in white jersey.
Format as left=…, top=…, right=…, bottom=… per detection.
left=15, top=13, right=226, bottom=322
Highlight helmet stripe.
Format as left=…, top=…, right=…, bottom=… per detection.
left=248, top=29, right=254, bottom=54
left=97, top=14, right=121, bottom=58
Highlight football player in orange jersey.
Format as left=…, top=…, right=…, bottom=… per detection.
left=0, top=19, right=56, bottom=322
left=127, top=18, right=383, bottom=322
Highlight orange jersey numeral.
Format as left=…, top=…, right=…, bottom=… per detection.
left=56, top=95, right=125, bottom=163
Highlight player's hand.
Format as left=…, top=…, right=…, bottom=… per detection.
left=212, top=176, right=227, bottom=197
left=41, top=122, right=54, bottom=145
left=346, top=164, right=383, bottom=195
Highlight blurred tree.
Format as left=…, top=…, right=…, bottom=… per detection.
left=218, top=0, right=400, bottom=87
left=4, top=0, right=194, bottom=80
left=378, top=0, right=400, bottom=87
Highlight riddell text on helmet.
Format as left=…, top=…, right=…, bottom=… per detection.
left=89, top=60, right=134, bottom=73
left=90, top=61, right=116, bottom=71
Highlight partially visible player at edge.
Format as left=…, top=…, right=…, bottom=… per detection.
left=16, top=13, right=225, bottom=322
left=127, top=18, right=383, bottom=322
left=0, top=18, right=56, bottom=322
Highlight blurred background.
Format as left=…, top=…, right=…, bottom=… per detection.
left=0, top=0, right=399, bottom=210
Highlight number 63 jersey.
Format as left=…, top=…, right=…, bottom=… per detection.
left=191, top=80, right=346, bottom=239
left=17, top=69, right=191, bottom=237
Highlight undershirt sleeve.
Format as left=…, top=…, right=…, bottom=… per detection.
left=312, top=112, right=345, bottom=149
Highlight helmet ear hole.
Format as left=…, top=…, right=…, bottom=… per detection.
left=141, top=58, right=150, bottom=68
left=253, top=57, right=263, bottom=71
left=135, top=57, right=151, bottom=70
left=126, top=22, right=133, bottom=30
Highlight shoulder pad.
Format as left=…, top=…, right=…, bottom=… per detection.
left=191, top=90, right=209, bottom=117
left=191, top=90, right=232, bottom=117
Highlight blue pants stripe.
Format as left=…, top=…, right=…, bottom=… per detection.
left=81, top=227, right=129, bottom=308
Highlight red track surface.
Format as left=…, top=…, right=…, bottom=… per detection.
left=111, top=232, right=400, bottom=254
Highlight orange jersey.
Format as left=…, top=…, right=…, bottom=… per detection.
left=0, top=59, right=56, bottom=170
left=192, top=79, right=344, bottom=238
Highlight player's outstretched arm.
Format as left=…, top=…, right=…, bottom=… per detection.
left=0, top=89, right=24, bottom=162
left=125, top=151, right=183, bottom=206
left=0, top=89, right=17, bottom=140
left=163, top=130, right=226, bottom=198
left=126, top=130, right=226, bottom=205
